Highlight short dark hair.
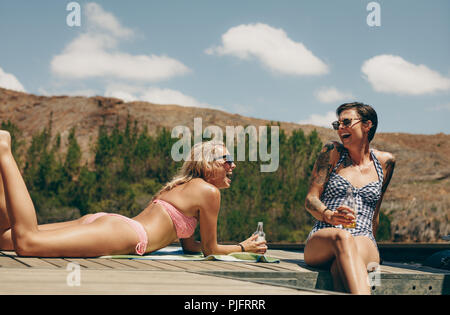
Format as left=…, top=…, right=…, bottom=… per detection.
left=336, top=102, right=378, bottom=142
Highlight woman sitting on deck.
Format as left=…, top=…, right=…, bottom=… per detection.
left=0, top=135, right=267, bottom=257
left=304, top=102, right=395, bottom=294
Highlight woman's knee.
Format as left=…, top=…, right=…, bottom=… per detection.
left=0, top=130, right=12, bottom=156
left=305, top=229, right=343, bottom=266
left=332, top=229, right=352, bottom=241
left=332, top=230, right=357, bottom=253
left=13, top=231, right=37, bottom=256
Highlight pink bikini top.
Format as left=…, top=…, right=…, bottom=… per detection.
left=153, top=199, right=198, bottom=239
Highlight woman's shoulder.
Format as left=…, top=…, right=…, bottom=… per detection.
left=371, top=148, right=396, bottom=166
left=183, top=178, right=221, bottom=212
left=322, top=141, right=345, bottom=152
left=319, top=141, right=345, bottom=162
left=185, top=178, right=220, bottom=199
left=371, top=148, right=396, bottom=190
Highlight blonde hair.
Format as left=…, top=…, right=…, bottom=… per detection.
left=152, top=140, right=226, bottom=200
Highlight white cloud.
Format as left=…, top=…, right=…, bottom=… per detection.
left=206, top=23, right=328, bottom=76
left=51, top=2, right=189, bottom=81
left=299, top=111, right=336, bottom=128
left=315, top=86, right=355, bottom=103
left=0, top=67, right=26, bottom=92
left=362, top=55, right=450, bottom=95
left=104, top=84, right=213, bottom=108
left=85, top=2, right=133, bottom=38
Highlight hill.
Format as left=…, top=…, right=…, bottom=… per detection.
left=0, top=87, right=448, bottom=242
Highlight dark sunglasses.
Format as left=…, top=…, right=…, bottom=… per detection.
left=214, top=154, right=234, bottom=165
left=331, top=118, right=361, bottom=130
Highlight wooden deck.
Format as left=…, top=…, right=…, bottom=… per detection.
left=0, top=248, right=449, bottom=295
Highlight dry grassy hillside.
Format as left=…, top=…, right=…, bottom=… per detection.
left=0, top=87, right=448, bottom=242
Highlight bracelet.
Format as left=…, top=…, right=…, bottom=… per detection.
left=238, top=243, right=245, bottom=252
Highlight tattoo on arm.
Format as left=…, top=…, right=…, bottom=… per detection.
left=305, top=196, right=325, bottom=213
left=306, top=143, right=337, bottom=219
left=382, top=158, right=395, bottom=193
left=311, top=144, right=334, bottom=186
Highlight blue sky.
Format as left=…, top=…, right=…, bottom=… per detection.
left=0, top=0, right=449, bottom=134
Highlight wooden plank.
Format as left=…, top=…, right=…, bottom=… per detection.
left=158, top=260, right=208, bottom=271
left=107, top=259, right=142, bottom=269
left=249, top=262, right=305, bottom=272
left=276, top=262, right=311, bottom=272
left=380, top=264, right=426, bottom=274
left=0, top=268, right=318, bottom=295
left=0, top=256, right=28, bottom=268
left=157, top=260, right=268, bottom=272
left=181, top=261, right=237, bottom=271
left=236, top=262, right=286, bottom=272
left=124, top=260, right=167, bottom=271
left=13, top=257, right=59, bottom=269
left=83, top=259, right=114, bottom=269
left=381, top=262, right=450, bottom=275
left=75, top=258, right=121, bottom=269
left=220, top=262, right=272, bottom=272
left=40, top=258, right=70, bottom=268
left=113, top=259, right=165, bottom=271
left=195, top=261, right=251, bottom=271
left=264, top=250, right=315, bottom=272
left=90, top=258, right=152, bottom=270
left=136, top=260, right=185, bottom=271
left=64, top=258, right=113, bottom=270
left=267, top=249, right=304, bottom=260
left=2, top=247, right=447, bottom=279
left=91, top=258, right=137, bottom=270
left=222, top=262, right=266, bottom=271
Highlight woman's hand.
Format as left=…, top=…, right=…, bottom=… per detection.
left=240, top=234, right=267, bottom=254
left=323, top=206, right=356, bottom=226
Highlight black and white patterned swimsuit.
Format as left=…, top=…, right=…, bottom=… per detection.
left=307, top=148, right=384, bottom=246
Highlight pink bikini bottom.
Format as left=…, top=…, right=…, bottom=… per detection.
left=82, top=212, right=148, bottom=255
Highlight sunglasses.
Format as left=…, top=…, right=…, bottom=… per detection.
left=214, top=154, right=234, bottom=166
left=331, top=118, right=362, bottom=130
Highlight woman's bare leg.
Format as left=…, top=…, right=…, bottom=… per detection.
left=354, top=236, right=380, bottom=266
left=330, top=259, right=346, bottom=292
left=327, top=237, right=379, bottom=293
left=0, top=170, right=12, bottom=249
left=0, top=215, right=94, bottom=251
left=0, top=149, right=94, bottom=250
left=304, top=228, right=371, bottom=294
left=0, top=131, right=39, bottom=250
left=17, top=216, right=139, bottom=257
left=0, top=130, right=138, bottom=257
